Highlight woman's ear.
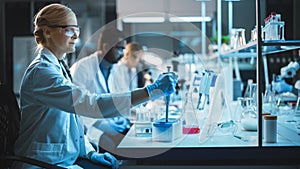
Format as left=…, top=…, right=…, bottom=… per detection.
left=124, top=51, right=130, bottom=60
left=43, top=27, right=51, bottom=39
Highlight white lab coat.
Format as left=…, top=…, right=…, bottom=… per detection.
left=108, top=58, right=138, bottom=93
left=13, top=48, right=131, bottom=168
left=70, top=52, right=110, bottom=94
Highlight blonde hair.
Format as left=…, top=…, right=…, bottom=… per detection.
left=124, top=42, right=142, bottom=60
left=33, top=3, right=75, bottom=48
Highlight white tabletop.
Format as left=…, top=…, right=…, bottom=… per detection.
left=118, top=114, right=300, bottom=149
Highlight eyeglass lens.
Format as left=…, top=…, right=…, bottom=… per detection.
left=64, top=28, right=80, bottom=37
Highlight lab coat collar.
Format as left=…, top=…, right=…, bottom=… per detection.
left=38, top=47, right=61, bottom=68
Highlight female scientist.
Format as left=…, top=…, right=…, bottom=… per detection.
left=13, top=3, right=177, bottom=169
left=108, top=42, right=144, bottom=93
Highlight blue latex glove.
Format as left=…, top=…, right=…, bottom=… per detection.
left=146, top=72, right=178, bottom=100
left=90, top=152, right=118, bottom=169
left=97, top=117, right=130, bottom=136
left=272, top=80, right=293, bottom=93
left=107, top=116, right=130, bottom=133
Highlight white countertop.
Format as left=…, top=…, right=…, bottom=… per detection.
left=118, top=114, right=300, bottom=149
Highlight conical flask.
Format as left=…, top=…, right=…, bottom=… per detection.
left=263, top=84, right=276, bottom=114
left=181, top=92, right=200, bottom=134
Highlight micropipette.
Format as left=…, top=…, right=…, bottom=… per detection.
left=165, top=66, right=171, bottom=122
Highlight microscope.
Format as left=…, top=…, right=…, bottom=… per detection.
left=279, top=58, right=300, bottom=90
left=280, top=59, right=300, bottom=79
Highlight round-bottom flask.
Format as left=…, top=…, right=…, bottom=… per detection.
left=240, top=97, right=257, bottom=131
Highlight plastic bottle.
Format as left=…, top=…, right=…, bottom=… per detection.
left=263, top=115, right=277, bottom=143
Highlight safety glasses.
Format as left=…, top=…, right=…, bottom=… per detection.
left=48, top=25, right=80, bottom=37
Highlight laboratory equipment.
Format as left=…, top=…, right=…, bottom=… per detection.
left=263, top=84, right=276, bottom=114
left=294, top=80, right=300, bottom=116
left=152, top=118, right=182, bottom=142
left=243, top=81, right=257, bottom=107
left=251, top=26, right=258, bottom=41
left=197, top=71, right=208, bottom=110
left=262, top=112, right=271, bottom=139
left=188, top=73, right=201, bottom=108
left=181, top=92, right=200, bottom=134
left=295, top=120, right=300, bottom=135
left=134, top=106, right=152, bottom=137
left=165, top=66, right=172, bottom=122
left=230, top=28, right=246, bottom=49
left=262, top=12, right=285, bottom=41
left=231, top=97, right=246, bottom=123
left=240, top=97, right=257, bottom=131
left=263, top=115, right=277, bottom=143
left=199, top=73, right=223, bottom=144
left=197, top=70, right=217, bottom=110
left=280, top=59, right=300, bottom=78
left=152, top=66, right=182, bottom=142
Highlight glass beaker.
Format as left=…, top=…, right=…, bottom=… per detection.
left=181, top=92, right=200, bottom=134
left=230, top=28, right=246, bottom=49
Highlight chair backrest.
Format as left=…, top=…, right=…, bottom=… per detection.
left=0, top=84, right=21, bottom=158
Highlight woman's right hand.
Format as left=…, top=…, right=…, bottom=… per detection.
left=145, top=72, right=178, bottom=100
left=90, top=152, right=119, bottom=169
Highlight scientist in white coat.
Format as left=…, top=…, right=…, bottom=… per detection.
left=13, top=3, right=177, bottom=169
left=108, top=42, right=143, bottom=93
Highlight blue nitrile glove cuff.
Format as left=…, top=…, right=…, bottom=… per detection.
left=145, top=73, right=177, bottom=100
left=146, top=81, right=164, bottom=100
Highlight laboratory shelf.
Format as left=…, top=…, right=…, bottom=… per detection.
left=220, top=40, right=300, bottom=59
left=263, top=39, right=300, bottom=46
left=220, top=40, right=257, bottom=58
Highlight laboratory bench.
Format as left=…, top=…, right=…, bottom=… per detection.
left=114, top=100, right=300, bottom=165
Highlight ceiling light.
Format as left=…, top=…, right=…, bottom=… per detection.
left=122, top=17, right=165, bottom=23
left=169, top=16, right=212, bottom=22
